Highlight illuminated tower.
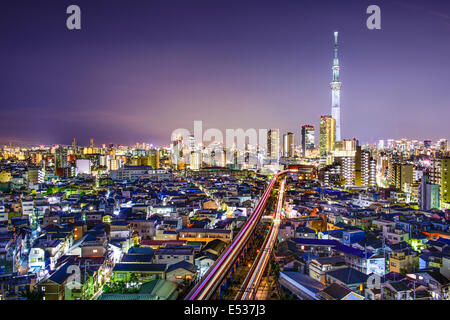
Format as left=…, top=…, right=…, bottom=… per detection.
left=283, top=132, right=295, bottom=158
left=330, top=31, right=342, bottom=141
left=320, top=115, right=335, bottom=157
left=267, top=129, right=280, bottom=160
left=301, top=125, right=315, bottom=157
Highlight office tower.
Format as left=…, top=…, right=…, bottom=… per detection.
left=330, top=31, right=342, bottom=142
left=267, top=129, right=280, bottom=160
left=72, top=138, right=77, bottom=153
left=319, top=115, right=336, bottom=157
left=419, top=175, right=440, bottom=211
left=301, top=125, right=315, bottom=157
left=441, top=158, right=450, bottom=207
left=172, top=137, right=183, bottom=169
left=186, top=135, right=196, bottom=154
left=90, top=138, right=94, bottom=148
left=232, top=148, right=238, bottom=169
left=283, top=132, right=295, bottom=158
left=378, top=140, right=385, bottom=150
left=221, top=146, right=227, bottom=167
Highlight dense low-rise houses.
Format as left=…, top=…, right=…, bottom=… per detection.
left=277, top=169, right=450, bottom=300
left=0, top=140, right=449, bottom=301
left=0, top=147, right=270, bottom=300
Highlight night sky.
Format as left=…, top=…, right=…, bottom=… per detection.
left=1, top=0, right=449, bottom=147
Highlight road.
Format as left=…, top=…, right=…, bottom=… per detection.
left=185, top=171, right=287, bottom=300
left=237, top=178, right=285, bottom=300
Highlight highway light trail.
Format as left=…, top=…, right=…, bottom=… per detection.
left=186, top=171, right=287, bottom=300
left=238, top=178, right=285, bottom=300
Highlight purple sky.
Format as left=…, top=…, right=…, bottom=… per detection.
left=1, top=0, right=449, bottom=147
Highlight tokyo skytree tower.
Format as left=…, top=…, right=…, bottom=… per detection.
left=330, top=31, right=342, bottom=142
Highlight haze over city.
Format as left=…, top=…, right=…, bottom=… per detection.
left=1, top=0, right=450, bottom=147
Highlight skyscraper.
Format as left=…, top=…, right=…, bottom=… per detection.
left=320, top=115, right=335, bottom=157
left=283, top=132, right=295, bottom=158
left=301, top=125, right=315, bottom=157
left=330, top=31, right=342, bottom=142
left=267, top=129, right=280, bottom=160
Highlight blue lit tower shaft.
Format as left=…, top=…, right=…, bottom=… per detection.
left=330, top=31, right=342, bottom=142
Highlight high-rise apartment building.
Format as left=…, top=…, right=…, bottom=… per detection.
left=430, top=158, right=441, bottom=185
left=419, top=175, right=440, bottom=211
left=441, top=158, right=450, bottom=207
left=355, top=147, right=376, bottom=187
left=341, top=156, right=355, bottom=185
left=389, top=162, right=414, bottom=191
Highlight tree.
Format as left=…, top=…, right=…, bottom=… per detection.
left=181, top=278, right=192, bottom=288
left=19, top=286, right=44, bottom=300
left=270, top=260, right=280, bottom=281
left=129, top=273, right=139, bottom=285
left=279, top=291, right=293, bottom=300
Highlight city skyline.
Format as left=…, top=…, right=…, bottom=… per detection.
left=1, top=0, right=450, bottom=147
left=1, top=1, right=450, bottom=304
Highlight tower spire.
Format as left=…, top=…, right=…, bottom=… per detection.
left=334, top=31, right=339, bottom=60
left=331, top=31, right=342, bottom=142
